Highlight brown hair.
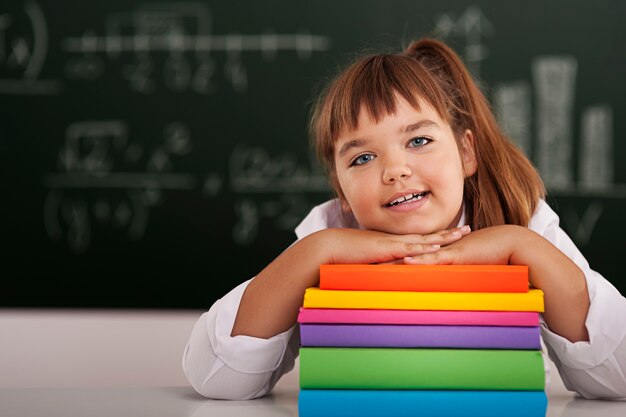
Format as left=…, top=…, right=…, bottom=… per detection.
left=309, top=38, right=545, bottom=229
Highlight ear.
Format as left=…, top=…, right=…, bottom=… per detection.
left=460, top=129, right=477, bottom=177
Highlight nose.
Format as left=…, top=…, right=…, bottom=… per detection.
left=382, top=155, right=412, bottom=184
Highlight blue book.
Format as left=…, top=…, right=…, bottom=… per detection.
left=299, top=389, right=547, bottom=417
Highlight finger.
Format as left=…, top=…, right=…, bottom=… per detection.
left=421, top=229, right=467, bottom=245
left=377, top=258, right=407, bottom=265
left=405, top=232, right=460, bottom=246
left=439, top=225, right=471, bottom=237
left=457, top=225, right=472, bottom=235
left=403, top=250, right=454, bottom=265
left=400, top=242, right=442, bottom=257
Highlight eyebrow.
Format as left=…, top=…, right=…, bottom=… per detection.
left=402, top=119, right=439, bottom=134
left=337, top=139, right=368, bottom=158
left=337, top=120, right=440, bottom=158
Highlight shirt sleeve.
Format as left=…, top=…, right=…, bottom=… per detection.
left=531, top=201, right=626, bottom=399
left=182, top=279, right=300, bottom=399
left=182, top=200, right=343, bottom=399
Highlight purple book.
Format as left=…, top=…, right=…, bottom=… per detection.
left=300, top=324, right=541, bottom=350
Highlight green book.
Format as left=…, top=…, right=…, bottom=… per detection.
left=300, top=347, right=545, bottom=390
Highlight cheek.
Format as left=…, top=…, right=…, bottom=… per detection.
left=441, top=165, right=466, bottom=196
left=428, top=153, right=466, bottom=199
left=340, top=177, right=366, bottom=204
left=336, top=170, right=378, bottom=214
left=436, top=149, right=466, bottom=178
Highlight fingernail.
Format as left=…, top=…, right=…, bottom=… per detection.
left=451, top=231, right=461, bottom=237
left=461, top=225, right=471, bottom=232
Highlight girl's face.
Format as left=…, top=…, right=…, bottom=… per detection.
left=334, top=94, right=476, bottom=235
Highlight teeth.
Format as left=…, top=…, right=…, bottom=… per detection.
left=389, top=192, right=426, bottom=206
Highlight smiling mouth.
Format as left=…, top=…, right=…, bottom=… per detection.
left=386, top=192, right=429, bottom=207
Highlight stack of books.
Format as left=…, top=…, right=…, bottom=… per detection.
left=297, top=264, right=548, bottom=417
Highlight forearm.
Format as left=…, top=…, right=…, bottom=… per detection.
left=510, top=227, right=590, bottom=343
left=231, top=227, right=468, bottom=339
left=231, top=231, right=328, bottom=339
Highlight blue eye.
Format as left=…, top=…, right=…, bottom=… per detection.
left=408, top=137, right=431, bottom=148
left=351, top=153, right=375, bottom=166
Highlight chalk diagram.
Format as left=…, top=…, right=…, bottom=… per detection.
left=494, top=47, right=620, bottom=245
left=437, top=5, right=625, bottom=246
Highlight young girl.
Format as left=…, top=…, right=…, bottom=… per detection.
left=182, top=38, right=626, bottom=400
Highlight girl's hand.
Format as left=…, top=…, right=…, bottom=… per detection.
left=320, top=225, right=471, bottom=265
left=404, top=224, right=590, bottom=343
left=403, top=225, right=519, bottom=265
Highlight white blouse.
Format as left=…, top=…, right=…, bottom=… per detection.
left=182, top=199, right=626, bottom=400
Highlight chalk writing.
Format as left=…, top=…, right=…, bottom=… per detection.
left=229, top=145, right=329, bottom=243
left=444, top=5, right=622, bottom=246
left=42, top=121, right=328, bottom=251
left=434, top=5, right=493, bottom=79
left=533, top=56, right=577, bottom=189
left=0, top=1, right=61, bottom=94
left=60, top=2, right=331, bottom=94
left=493, top=81, right=532, bottom=157
left=229, top=145, right=328, bottom=193
left=580, top=106, right=613, bottom=190
left=563, top=202, right=603, bottom=247
left=43, top=120, right=197, bottom=252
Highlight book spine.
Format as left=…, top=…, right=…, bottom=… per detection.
left=303, top=288, right=545, bottom=312
left=299, top=389, right=548, bottom=417
left=299, top=324, right=541, bottom=349
left=320, top=264, right=529, bottom=292
left=297, top=308, right=540, bottom=326
left=299, top=347, right=545, bottom=390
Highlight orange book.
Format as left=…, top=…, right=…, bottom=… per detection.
left=319, top=264, right=529, bottom=293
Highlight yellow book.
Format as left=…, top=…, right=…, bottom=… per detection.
left=303, top=287, right=544, bottom=312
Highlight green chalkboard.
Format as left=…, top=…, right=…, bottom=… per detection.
left=2, top=0, right=625, bottom=308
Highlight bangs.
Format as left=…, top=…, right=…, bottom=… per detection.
left=328, top=54, right=448, bottom=140
left=309, top=52, right=452, bottom=185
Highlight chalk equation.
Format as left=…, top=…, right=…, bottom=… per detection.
left=228, top=145, right=329, bottom=245
left=43, top=120, right=196, bottom=252
left=0, top=1, right=331, bottom=95
left=61, top=2, right=331, bottom=94
left=42, top=121, right=329, bottom=252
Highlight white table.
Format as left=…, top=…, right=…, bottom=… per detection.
left=2, top=369, right=625, bottom=417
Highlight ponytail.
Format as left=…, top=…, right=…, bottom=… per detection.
left=403, top=39, right=545, bottom=229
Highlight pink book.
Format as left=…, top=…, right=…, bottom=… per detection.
left=297, top=308, right=539, bottom=327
